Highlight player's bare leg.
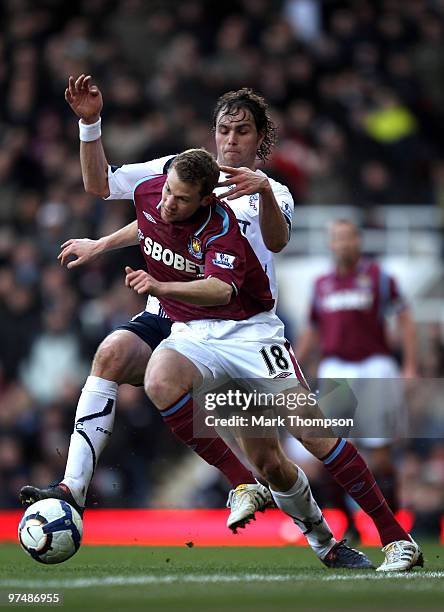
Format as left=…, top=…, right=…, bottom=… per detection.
left=144, top=348, right=202, bottom=410
left=145, top=346, right=374, bottom=567
left=145, top=349, right=273, bottom=522
left=20, top=330, right=151, bottom=512
left=20, top=335, right=270, bottom=518
left=21, top=334, right=276, bottom=526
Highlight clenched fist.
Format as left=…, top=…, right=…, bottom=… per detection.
left=125, top=266, right=162, bottom=296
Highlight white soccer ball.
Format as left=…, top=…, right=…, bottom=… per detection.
left=18, top=498, right=83, bottom=564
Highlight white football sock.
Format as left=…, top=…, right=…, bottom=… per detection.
left=270, top=467, right=336, bottom=559
left=62, top=376, right=118, bottom=506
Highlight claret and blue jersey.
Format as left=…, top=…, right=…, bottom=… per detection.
left=133, top=174, right=274, bottom=323
left=310, top=259, right=406, bottom=361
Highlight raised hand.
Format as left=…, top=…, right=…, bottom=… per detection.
left=125, top=266, right=162, bottom=296
left=58, top=238, right=102, bottom=268
left=217, top=165, right=270, bottom=200
left=65, top=74, right=103, bottom=124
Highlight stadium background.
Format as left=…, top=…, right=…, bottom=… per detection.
left=0, top=0, right=443, bottom=543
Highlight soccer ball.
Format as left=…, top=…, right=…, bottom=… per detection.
left=18, top=498, right=82, bottom=564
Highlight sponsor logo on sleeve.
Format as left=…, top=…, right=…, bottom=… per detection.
left=249, top=193, right=259, bottom=210
left=212, top=252, right=236, bottom=269
left=282, top=201, right=292, bottom=219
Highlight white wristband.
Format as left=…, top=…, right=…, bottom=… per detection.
left=79, top=117, right=102, bottom=142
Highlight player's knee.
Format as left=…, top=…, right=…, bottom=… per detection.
left=144, top=372, right=173, bottom=410
left=145, top=354, right=194, bottom=410
left=144, top=374, right=163, bottom=405
left=300, top=437, right=337, bottom=460
left=92, top=334, right=131, bottom=382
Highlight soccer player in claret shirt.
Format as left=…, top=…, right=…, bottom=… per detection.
left=123, top=147, right=374, bottom=569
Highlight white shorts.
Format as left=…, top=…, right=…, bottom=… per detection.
left=318, top=355, right=404, bottom=448
left=153, top=311, right=308, bottom=391
left=318, top=355, right=400, bottom=379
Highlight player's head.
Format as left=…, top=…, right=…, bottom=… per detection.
left=328, top=219, right=362, bottom=266
left=161, top=149, right=219, bottom=223
left=213, top=88, right=277, bottom=168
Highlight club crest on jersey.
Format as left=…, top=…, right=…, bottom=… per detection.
left=212, top=252, right=235, bottom=269
left=249, top=194, right=259, bottom=210
left=137, top=228, right=145, bottom=242
left=188, top=236, right=203, bottom=259
left=143, top=210, right=157, bottom=224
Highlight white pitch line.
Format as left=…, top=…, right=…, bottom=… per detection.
left=0, top=575, right=293, bottom=589
left=0, top=571, right=443, bottom=589
left=322, top=571, right=444, bottom=581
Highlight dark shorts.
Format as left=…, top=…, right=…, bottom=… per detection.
left=116, top=311, right=173, bottom=351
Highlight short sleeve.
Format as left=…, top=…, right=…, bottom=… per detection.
left=106, top=155, right=176, bottom=200
left=203, top=207, right=247, bottom=296
left=270, top=180, right=294, bottom=231
left=380, top=270, right=406, bottom=315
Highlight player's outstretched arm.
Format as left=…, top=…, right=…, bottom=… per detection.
left=218, top=165, right=289, bottom=252
left=59, top=221, right=138, bottom=268
left=65, top=74, right=109, bottom=198
left=125, top=267, right=232, bottom=306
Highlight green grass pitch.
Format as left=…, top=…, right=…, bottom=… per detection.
left=0, top=543, right=443, bottom=611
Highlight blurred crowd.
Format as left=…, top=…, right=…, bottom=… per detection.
left=1, top=0, right=444, bottom=535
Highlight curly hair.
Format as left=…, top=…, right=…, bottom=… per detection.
left=212, top=88, right=278, bottom=161
left=170, top=148, right=220, bottom=197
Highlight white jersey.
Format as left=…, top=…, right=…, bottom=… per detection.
left=106, top=155, right=294, bottom=315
